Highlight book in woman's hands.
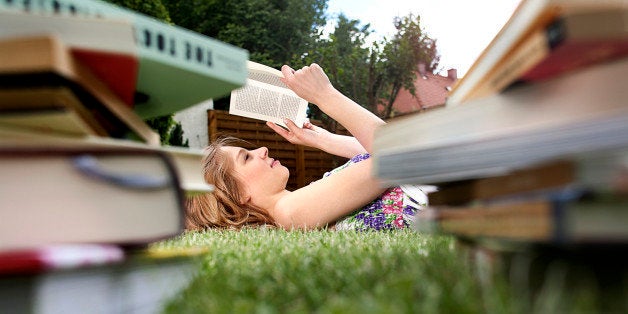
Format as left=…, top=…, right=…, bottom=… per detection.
left=229, top=61, right=308, bottom=128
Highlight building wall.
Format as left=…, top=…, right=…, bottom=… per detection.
left=173, top=99, right=213, bottom=149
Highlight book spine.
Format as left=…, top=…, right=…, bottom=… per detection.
left=0, top=0, right=248, bottom=85
left=423, top=187, right=628, bottom=244
left=429, top=160, right=575, bottom=205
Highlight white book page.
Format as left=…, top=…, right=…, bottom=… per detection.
left=229, top=61, right=308, bottom=128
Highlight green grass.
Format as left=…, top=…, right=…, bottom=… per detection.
left=153, top=229, right=621, bottom=313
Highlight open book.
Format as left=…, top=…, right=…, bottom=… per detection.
left=229, top=61, right=308, bottom=128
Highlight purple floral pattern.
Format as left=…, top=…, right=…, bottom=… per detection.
left=324, top=154, right=426, bottom=231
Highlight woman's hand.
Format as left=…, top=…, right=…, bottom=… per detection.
left=280, top=64, right=337, bottom=107
left=267, top=119, right=367, bottom=158
left=280, top=63, right=385, bottom=154
left=266, top=119, right=329, bottom=149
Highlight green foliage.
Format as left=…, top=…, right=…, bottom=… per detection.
left=378, top=13, right=440, bottom=119
left=168, top=122, right=189, bottom=147
left=144, top=115, right=188, bottom=147
left=298, top=14, right=376, bottom=130
left=102, top=0, right=171, bottom=23
left=303, top=12, right=440, bottom=122
left=163, top=0, right=327, bottom=68
left=309, top=16, right=373, bottom=103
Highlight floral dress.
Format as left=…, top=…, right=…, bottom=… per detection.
left=324, top=153, right=429, bottom=231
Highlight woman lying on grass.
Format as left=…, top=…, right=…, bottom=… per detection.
left=186, top=63, right=429, bottom=231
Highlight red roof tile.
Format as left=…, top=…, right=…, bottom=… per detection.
left=385, top=67, right=457, bottom=116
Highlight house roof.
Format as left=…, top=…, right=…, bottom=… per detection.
left=389, top=66, right=457, bottom=116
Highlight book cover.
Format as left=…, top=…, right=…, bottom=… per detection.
left=466, top=9, right=628, bottom=101
left=0, top=107, right=102, bottom=137
left=429, top=160, right=575, bottom=206
left=0, top=87, right=115, bottom=137
left=0, top=244, right=124, bottom=275
left=0, top=0, right=249, bottom=118
left=0, top=127, right=214, bottom=195
left=0, top=146, right=185, bottom=251
left=518, top=9, right=628, bottom=81
left=0, top=246, right=202, bottom=314
left=446, top=0, right=628, bottom=106
left=0, top=35, right=160, bottom=145
left=0, top=11, right=139, bottom=107
left=416, top=191, right=628, bottom=244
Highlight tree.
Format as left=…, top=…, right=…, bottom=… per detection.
left=303, top=13, right=439, bottom=122
left=103, top=0, right=171, bottom=23
left=300, top=14, right=375, bottom=131
left=378, top=14, right=440, bottom=119
left=163, top=0, right=327, bottom=69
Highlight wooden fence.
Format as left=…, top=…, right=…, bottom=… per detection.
left=207, top=110, right=347, bottom=190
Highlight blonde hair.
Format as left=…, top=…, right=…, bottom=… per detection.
left=184, top=137, right=277, bottom=230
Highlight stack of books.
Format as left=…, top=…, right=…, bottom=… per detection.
left=0, top=0, right=248, bottom=312
left=372, top=0, right=628, bottom=247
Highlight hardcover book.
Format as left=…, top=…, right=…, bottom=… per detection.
left=0, top=11, right=138, bottom=107
left=0, top=126, right=213, bottom=195
left=0, top=146, right=185, bottom=251
left=446, top=0, right=628, bottom=106
left=464, top=8, right=628, bottom=101
left=373, top=58, right=628, bottom=186
left=0, top=246, right=201, bottom=314
left=416, top=192, right=628, bottom=244
left=0, top=0, right=249, bottom=118
left=0, top=35, right=160, bottom=145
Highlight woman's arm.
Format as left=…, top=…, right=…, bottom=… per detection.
left=271, top=158, right=385, bottom=229
left=266, top=119, right=366, bottom=159
left=280, top=64, right=385, bottom=154
left=268, top=63, right=388, bottom=229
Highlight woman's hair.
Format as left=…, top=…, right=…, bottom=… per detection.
left=184, top=136, right=277, bottom=230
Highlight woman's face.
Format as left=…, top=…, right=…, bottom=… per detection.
left=221, top=146, right=289, bottom=200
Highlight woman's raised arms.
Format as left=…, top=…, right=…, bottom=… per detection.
left=280, top=64, right=385, bottom=154
left=262, top=64, right=389, bottom=229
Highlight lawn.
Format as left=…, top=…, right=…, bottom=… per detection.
left=154, top=228, right=622, bottom=313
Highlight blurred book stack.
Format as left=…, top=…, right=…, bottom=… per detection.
left=372, top=0, right=628, bottom=248
left=0, top=0, right=248, bottom=312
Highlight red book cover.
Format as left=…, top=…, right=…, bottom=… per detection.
left=0, top=244, right=124, bottom=275
left=72, top=49, right=139, bottom=107
left=520, top=10, right=628, bottom=82
left=520, top=39, right=628, bottom=81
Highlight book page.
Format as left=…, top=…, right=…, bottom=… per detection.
left=249, top=72, right=285, bottom=88
left=230, top=79, right=308, bottom=128
left=229, top=61, right=308, bottom=128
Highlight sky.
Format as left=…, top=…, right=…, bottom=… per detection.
left=325, top=0, right=522, bottom=77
